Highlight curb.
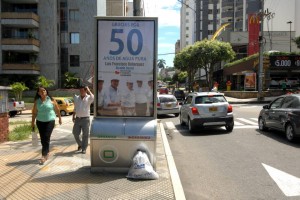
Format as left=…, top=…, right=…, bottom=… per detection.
left=159, top=123, right=186, bottom=200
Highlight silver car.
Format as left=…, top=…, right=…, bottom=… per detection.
left=180, top=92, right=234, bottom=133
left=157, top=94, right=180, bottom=117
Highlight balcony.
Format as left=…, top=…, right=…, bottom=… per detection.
left=1, top=38, right=40, bottom=52
left=1, top=0, right=38, bottom=3
left=1, top=12, right=39, bottom=28
left=2, top=63, right=40, bottom=75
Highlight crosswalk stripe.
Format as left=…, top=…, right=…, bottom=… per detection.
left=250, top=118, right=258, bottom=121
left=166, top=121, right=176, bottom=130
left=236, top=118, right=257, bottom=125
left=234, top=121, right=244, bottom=126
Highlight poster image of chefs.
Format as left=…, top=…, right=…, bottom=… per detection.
left=96, top=17, right=157, bottom=117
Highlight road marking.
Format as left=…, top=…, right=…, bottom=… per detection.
left=233, top=125, right=257, bottom=129
left=262, top=163, right=300, bottom=197
left=166, top=121, right=176, bottom=130
left=236, top=118, right=257, bottom=125
left=234, top=121, right=244, bottom=126
left=250, top=118, right=258, bottom=121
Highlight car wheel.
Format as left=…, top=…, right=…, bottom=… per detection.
left=180, top=113, right=185, bottom=126
left=188, top=118, right=195, bottom=133
left=174, top=113, right=179, bottom=117
left=9, top=111, right=17, bottom=117
left=258, top=117, right=268, bottom=131
left=60, top=110, right=66, bottom=116
left=286, top=124, right=295, bottom=142
left=225, top=122, right=234, bottom=133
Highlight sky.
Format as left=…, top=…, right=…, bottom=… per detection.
left=143, top=0, right=181, bottom=68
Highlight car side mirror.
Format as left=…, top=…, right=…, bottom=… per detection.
left=263, top=105, right=269, bottom=109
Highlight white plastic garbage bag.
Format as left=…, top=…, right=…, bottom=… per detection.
left=127, top=150, right=159, bottom=180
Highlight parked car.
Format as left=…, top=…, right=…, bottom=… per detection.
left=8, top=98, right=26, bottom=117
left=180, top=92, right=234, bottom=133
left=159, top=87, right=169, bottom=94
left=258, top=94, right=300, bottom=142
left=173, top=90, right=185, bottom=100
left=157, top=94, right=180, bottom=117
left=53, top=97, right=74, bottom=116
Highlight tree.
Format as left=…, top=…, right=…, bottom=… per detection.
left=192, top=39, right=235, bottom=88
left=10, top=82, right=29, bottom=101
left=35, top=76, right=55, bottom=88
left=157, top=59, right=166, bottom=69
left=64, top=72, right=79, bottom=88
left=174, top=45, right=198, bottom=92
left=293, top=36, right=300, bottom=48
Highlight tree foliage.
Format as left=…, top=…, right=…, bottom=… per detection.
left=157, top=59, right=166, bottom=69
left=10, top=82, right=29, bottom=101
left=174, top=39, right=235, bottom=90
left=293, top=36, right=300, bottom=48
left=35, top=76, right=55, bottom=88
left=64, top=72, right=79, bottom=88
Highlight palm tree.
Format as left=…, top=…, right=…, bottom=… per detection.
left=157, top=59, right=166, bottom=69
left=35, top=76, right=55, bottom=88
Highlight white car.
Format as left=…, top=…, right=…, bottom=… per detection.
left=180, top=92, right=234, bottom=133
left=157, top=94, right=180, bottom=117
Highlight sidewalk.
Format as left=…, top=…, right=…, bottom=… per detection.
left=225, top=95, right=277, bottom=104
left=0, top=117, right=185, bottom=200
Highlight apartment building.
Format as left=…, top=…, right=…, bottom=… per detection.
left=180, top=0, right=220, bottom=50
left=0, top=0, right=139, bottom=89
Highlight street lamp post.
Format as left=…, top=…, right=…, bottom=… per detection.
left=287, top=21, right=292, bottom=52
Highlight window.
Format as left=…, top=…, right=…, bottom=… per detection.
left=69, top=10, right=79, bottom=21
left=70, top=55, right=80, bottom=67
left=270, top=97, right=284, bottom=109
left=70, top=33, right=79, bottom=44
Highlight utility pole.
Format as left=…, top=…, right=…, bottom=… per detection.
left=195, top=0, right=200, bottom=41
left=258, top=0, right=264, bottom=101
left=287, top=21, right=292, bottom=52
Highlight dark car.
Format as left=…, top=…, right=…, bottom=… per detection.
left=173, top=90, right=185, bottom=100
left=258, top=94, right=300, bottom=142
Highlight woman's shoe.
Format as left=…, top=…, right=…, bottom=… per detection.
left=39, top=157, right=46, bottom=165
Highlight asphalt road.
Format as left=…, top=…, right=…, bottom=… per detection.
left=160, top=104, right=300, bottom=200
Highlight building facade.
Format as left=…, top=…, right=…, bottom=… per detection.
left=218, top=0, right=300, bottom=91
left=0, top=0, right=135, bottom=89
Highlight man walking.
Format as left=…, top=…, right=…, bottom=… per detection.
left=72, top=85, right=94, bottom=154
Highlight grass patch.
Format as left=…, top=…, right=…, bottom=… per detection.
left=10, top=120, right=30, bottom=125
left=8, top=123, right=33, bottom=141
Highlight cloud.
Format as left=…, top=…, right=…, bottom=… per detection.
left=144, top=0, right=180, bottom=27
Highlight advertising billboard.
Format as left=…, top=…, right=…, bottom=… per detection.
left=96, top=17, right=157, bottom=117
left=244, top=72, right=256, bottom=90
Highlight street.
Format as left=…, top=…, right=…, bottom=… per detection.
left=160, top=104, right=300, bottom=200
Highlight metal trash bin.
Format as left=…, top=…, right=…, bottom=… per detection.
left=90, top=118, right=157, bottom=173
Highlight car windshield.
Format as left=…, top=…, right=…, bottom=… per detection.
left=195, top=95, right=226, bottom=104
left=159, top=96, right=176, bottom=103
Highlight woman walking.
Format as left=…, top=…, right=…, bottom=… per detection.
left=31, top=87, right=62, bottom=165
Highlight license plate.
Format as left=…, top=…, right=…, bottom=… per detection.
left=166, top=104, right=172, bottom=108
left=209, top=107, right=218, bottom=112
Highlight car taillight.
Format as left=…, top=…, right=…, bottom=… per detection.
left=191, top=107, right=199, bottom=115
left=66, top=103, right=69, bottom=106
left=13, top=102, right=16, bottom=107
left=157, top=103, right=161, bottom=107
left=227, top=104, right=233, bottom=113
